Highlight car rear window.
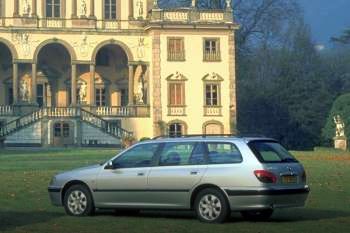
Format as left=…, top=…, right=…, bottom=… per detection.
left=248, top=140, right=298, bottom=163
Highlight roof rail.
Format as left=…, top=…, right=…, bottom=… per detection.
left=152, top=134, right=267, bottom=140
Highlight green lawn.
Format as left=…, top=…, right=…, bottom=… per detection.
left=0, top=147, right=349, bottom=233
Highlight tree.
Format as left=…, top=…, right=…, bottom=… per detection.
left=331, top=29, right=350, bottom=44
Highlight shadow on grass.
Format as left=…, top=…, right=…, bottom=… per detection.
left=0, top=211, right=63, bottom=231
left=96, top=208, right=350, bottom=223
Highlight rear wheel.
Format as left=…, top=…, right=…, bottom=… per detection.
left=194, top=188, right=230, bottom=223
left=241, top=209, right=273, bottom=221
left=63, top=184, right=94, bottom=216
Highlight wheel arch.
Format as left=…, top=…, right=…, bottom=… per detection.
left=61, top=180, right=95, bottom=205
left=190, top=183, right=230, bottom=209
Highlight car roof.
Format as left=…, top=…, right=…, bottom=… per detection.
left=136, top=136, right=278, bottom=145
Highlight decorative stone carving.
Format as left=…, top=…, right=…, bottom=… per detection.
left=202, top=72, right=224, bottom=82
left=136, top=0, right=144, bottom=19
left=12, top=32, right=37, bottom=58
left=80, top=0, right=87, bottom=17
left=136, top=37, right=146, bottom=59
left=73, top=33, right=96, bottom=58
left=22, top=0, right=31, bottom=15
left=166, top=71, right=187, bottom=81
left=19, top=79, right=30, bottom=102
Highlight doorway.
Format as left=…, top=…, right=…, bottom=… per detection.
left=53, top=122, right=74, bottom=146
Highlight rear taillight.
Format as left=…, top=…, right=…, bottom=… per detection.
left=254, top=170, right=277, bottom=183
left=302, top=171, right=307, bottom=183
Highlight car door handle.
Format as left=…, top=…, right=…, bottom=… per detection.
left=190, top=171, right=198, bottom=175
left=137, top=172, right=145, bottom=176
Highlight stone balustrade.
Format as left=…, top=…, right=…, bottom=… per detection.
left=204, top=106, right=222, bottom=116
left=168, top=106, right=186, bottom=116
left=0, top=106, right=14, bottom=116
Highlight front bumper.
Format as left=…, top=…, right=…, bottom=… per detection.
left=225, top=186, right=310, bottom=211
left=48, top=187, right=63, bottom=206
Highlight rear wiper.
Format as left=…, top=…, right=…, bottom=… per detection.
left=281, top=158, right=298, bottom=162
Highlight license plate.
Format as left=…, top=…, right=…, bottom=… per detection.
left=282, top=175, right=297, bottom=184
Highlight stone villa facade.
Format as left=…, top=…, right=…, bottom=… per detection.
left=0, top=0, right=238, bottom=147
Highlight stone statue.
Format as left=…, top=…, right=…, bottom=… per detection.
left=334, top=115, right=345, bottom=137
left=79, top=82, right=87, bottom=103
left=137, top=37, right=145, bottom=59
left=226, top=0, right=231, bottom=9
left=137, top=0, right=144, bottom=18
left=153, top=0, right=158, bottom=8
left=191, top=0, right=196, bottom=7
left=136, top=80, right=144, bottom=104
left=19, top=80, right=29, bottom=102
left=134, top=65, right=144, bottom=104
left=23, top=0, right=31, bottom=15
left=80, top=0, right=87, bottom=16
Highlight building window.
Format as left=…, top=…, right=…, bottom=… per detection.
left=169, top=83, right=185, bottom=106
left=46, top=0, right=61, bottom=18
left=54, top=123, right=61, bottom=137
left=121, top=89, right=128, bottom=106
left=96, top=88, right=106, bottom=106
left=203, top=38, right=221, bottom=61
left=205, top=83, right=220, bottom=106
left=104, top=0, right=117, bottom=19
left=168, top=123, right=183, bottom=137
left=168, top=38, right=185, bottom=61
left=62, top=123, right=70, bottom=137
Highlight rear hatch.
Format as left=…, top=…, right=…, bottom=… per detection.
left=248, top=140, right=306, bottom=188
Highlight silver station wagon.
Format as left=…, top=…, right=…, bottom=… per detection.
left=48, top=136, right=310, bottom=223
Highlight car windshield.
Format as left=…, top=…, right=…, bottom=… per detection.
left=248, top=140, right=298, bottom=163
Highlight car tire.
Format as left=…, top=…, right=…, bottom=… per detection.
left=194, top=188, right=230, bottom=223
left=240, top=209, right=273, bottom=221
left=63, top=184, right=95, bottom=216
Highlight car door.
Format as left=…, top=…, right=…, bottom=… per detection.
left=94, top=143, right=159, bottom=208
left=147, top=142, right=208, bottom=208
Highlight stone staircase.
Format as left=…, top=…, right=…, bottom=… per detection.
left=0, top=107, right=133, bottom=139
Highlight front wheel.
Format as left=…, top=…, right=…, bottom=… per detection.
left=63, top=184, right=94, bottom=216
left=194, top=188, right=230, bottom=223
left=240, top=209, right=273, bottom=221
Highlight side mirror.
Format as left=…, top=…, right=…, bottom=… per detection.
left=104, top=161, right=114, bottom=170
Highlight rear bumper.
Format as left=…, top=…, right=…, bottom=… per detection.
left=48, top=187, right=62, bottom=206
left=225, top=186, right=310, bottom=211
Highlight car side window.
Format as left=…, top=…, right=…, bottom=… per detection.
left=113, top=143, right=159, bottom=168
left=159, top=142, right=205, bottom=166
left=206, top=142, right=243, bottom=164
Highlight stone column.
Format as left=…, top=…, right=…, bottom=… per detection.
left=90, top=64, right=96, bottom=106
left=31, top=63, right=37, bottom=104
left=71, top=64, right=77, bottom=106
left=71, top=0, right=77, bottom=18
left=129, top=0, right=134, bottom=19
left=13, top=63, right=19, bottom=104
left=128, top=65, right=134, bottom=105
left=32, top=0, right=37, bottom=16
left=89, top=0, right=95, bottom=18
left=14, top=0, right=19, bottom=16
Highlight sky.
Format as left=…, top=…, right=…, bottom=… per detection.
left=299, top=0, right=350, bottom=48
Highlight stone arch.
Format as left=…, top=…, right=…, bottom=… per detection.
left=202, top=120, right=224, bottom=135
left=0, top=37, right=18, bottom=60
left=91, top=39, right=134, bottom=64
left=33, top=38, right=77, bottom=63
left=167, top=119, right=188, bottom=135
